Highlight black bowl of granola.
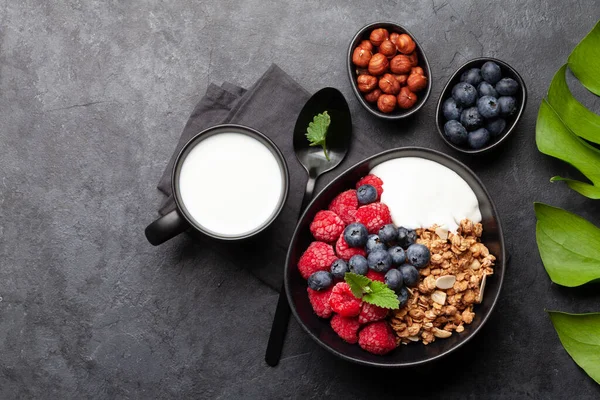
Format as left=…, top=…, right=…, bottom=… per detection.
left=284, top=147, right=505, bottom=367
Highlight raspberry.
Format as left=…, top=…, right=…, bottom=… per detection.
left=355, top=203, right=392, bottom=234
left=329, top=282, right=362, bottom=317
left=356, top=175, right=384, bottom=199
left=358, top=321, right=397, bottom=355
left=330, top=314, right=361, bottom=343
left=328, top=190, right=358, bottom=224
left=298, top=242, right=337, bottom=280
left=358, top=303, right=389, bottom=324
left=307, top=287, right=333, bottom=318
left=365, top=270, right=385, bottom=283
left=309, top=210, right=344, bottom=243
left=335, top=234, right=367, bottom=261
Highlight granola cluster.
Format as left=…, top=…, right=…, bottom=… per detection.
left=389, top=219, right=495, bottom=345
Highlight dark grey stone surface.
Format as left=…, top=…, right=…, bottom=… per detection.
left=1, top=0, right=600, bottom=398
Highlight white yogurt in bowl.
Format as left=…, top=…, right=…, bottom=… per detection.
left=370, top=157, right=481, bottom=232
left=177, top=132, right=285, bottom=237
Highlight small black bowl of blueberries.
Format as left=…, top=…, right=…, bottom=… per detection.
left=435, top=57, right=527, bottom=154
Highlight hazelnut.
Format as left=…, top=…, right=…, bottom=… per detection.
left=357, top=74, right=378, bottom=93
left=379, top=39, right=397, bottom=58
left=389, top=32, right=401, bottom=48
left=369, top=28, right=389, bottom=46
left=408, top=51, right=419, bottom=67
left=358, top=40, right=373, bottom=52
left=352, top=47, right=372, bottom=68
left=377, top=94, right=397, bottom=113
left=390, top=55, right=412, bottom=74
left=364, top=88, right=382, bottom=103
left=396, top=33, right=416, bottom=54
left=407, top=73, right=428, bottom=92
left=411, top=66, right=425, bottom=75
left=393, top=74, right=408, bottom=85
left=378, top=73, right=401, bottom=95
left=368, top=53, right=389, bottom=76
left=397, top=86, right=417, bottom=109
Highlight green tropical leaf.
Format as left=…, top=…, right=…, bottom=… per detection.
left=536, top=99, right=600, bottom=197
left=568, top=20, right=600, bottom=96
left=548, top=311, right=600, bottom=384
left=547, top=64, right=600, bottom=144
left=550, top=177, right=600, bottom=200
left=534, top=203, right=600, bottom=287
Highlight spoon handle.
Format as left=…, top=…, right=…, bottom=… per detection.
left=265, top=174, right=317, bottom=367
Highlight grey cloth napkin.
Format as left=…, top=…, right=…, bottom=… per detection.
left=157, top=65, right=311, bottom=290
left=156, top=64, right=378, bottom=290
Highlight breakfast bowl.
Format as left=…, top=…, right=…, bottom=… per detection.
left=347, top=22, right=432, bottom=120
left=284, top=147, right=505, bottom=367
left=435, top=57, right=527, bottom=154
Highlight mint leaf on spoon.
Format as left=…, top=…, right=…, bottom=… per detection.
left=306, top=111, right=331, bottom=161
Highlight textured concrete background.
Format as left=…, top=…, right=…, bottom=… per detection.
left=1, top=0, right=600, bottom=398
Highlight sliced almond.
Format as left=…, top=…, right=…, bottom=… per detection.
left=433, top=327, right=452, bottom=338
left=407, top=335, right=420, bottom=342
left=435, top=226, right=449, bottom=240
left=470, top=259, right=481, bottom=270
left=476, top=274, right=487, bottom=303
left=431, top=290, right=447, bottom=305
left=435, top=275, right=456, bottom=290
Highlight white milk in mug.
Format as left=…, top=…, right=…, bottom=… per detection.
left=178, top=132, right=285, bottom=237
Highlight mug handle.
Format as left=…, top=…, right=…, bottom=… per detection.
left=144, top=209, right=190, bottom=246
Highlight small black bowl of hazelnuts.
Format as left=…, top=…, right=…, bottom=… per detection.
left=347, top=22, right=432, bottom=120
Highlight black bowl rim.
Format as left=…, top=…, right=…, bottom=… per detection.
left=435, top=57, right=528, bottom=154
left=347, top=21, right=432, bottom=120
left=284, top=146, right=506, bottom=368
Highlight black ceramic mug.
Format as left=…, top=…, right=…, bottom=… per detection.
left=145, top=124, right=290, bottom=246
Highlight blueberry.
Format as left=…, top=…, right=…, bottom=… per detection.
left=397, top=227, right=417, bottom=248
left=481, top=61, right=502, bottom=84
left=397, top=286, right=409, bottom=308
left=366, top=234, right=387, bottom=253
left=388, top=246, right=406, bottom=265
left=356, top=184, right=377, bottom=205
left=451, top=82, right=477, bottom=107
left=399, top=264, right=419, bottom=287
left=460, top=68, right=482, bottom=86
left=406, top=243, right=431, bottom=269
left=498, top=96, right=517, bottom=116
left=495, top=77, right=519, bottom=96
left=330, top=259, right=349, bottom=279
left=349, top=255, right=368, bottom=275
left=444, top=120, right=468, bottom=145
left=378, top=224, right=397, bottom=245
left=477, top=81, right=498, bottom=98
left=442, top=98, right=463, bottom=121
left=468, top=128, right=491, bottom=149
left=384, top=268, right=403, bottom=290
left=367, top=249, right=392, bottom=273
left=343, top=222, right=368, bottom=247
left=460, top=107, right=484, bottom=131
left=308, top=271, right=333, bottom=291
left=477, top=96, right=500, bottom=119
left=486, top=118, right=506, bottom=137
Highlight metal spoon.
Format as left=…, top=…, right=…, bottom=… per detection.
left=265, top=87, right=351, bottom=366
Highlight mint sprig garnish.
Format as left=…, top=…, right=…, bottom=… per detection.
left=305, top=111, right=331, bottom=161
left=344, top=272, right=400, bottom=309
